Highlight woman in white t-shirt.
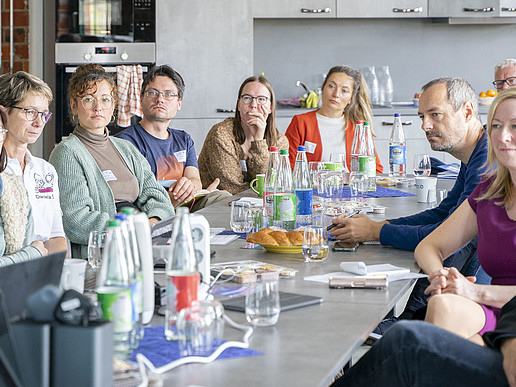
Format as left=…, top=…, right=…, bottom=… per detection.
left=285, top=65, right=383, bottom=173
left=0, top=72, right=67, bottom=255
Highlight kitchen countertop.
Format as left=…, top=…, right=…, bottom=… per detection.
left=276, top=103, right=491, bottom=118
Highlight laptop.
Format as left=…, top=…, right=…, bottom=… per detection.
left=222, top=291, right=323, bottom=313
left=0, top=251, right=66, bottom=321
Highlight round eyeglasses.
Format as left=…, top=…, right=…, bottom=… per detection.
left=144, top=89, right=180, bottom=101
left=81, top=96, right=115, bottom=110
left=240, top=94, right=269, bottom=105
left=493, top=77, right=516, bottom=90
left=10, top=106, right=52, bottom=123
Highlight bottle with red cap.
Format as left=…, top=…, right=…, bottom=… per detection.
left=263, top=146, right=280, bottom=225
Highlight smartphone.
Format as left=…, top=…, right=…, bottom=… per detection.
left=332, top=241, right=359, bottom=252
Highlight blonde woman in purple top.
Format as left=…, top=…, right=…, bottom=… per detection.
left=414, top=88, right=516, bottom=345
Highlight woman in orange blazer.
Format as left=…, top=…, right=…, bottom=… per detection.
left=285, top=65, right=383, bottom=173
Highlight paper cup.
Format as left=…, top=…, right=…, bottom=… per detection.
left=415, top=177, right=437, bottom=203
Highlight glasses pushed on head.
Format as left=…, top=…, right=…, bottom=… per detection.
left=144, top=89, right=179, bottom=101
left=10, top=106, right=52, bottom=123
left=240, top=94, right=269, bottom=105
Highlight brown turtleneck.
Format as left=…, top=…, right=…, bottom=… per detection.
left=73, top=125, right=139, bottom=203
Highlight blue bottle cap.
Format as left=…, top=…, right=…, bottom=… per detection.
left=297, top=146, right=306, bottom=151
left=394, top=113, right=400, bottom=117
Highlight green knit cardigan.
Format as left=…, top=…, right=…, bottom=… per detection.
left=49, top=134, right=175, bottom=259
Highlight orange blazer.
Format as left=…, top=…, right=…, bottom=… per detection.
left=285, top=110, right=383, bottom=173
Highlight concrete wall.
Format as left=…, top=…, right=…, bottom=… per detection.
left=254, top=18, right=516, bottom=101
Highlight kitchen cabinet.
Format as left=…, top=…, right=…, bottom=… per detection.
left=156, top=0, right=253, bottom=149
left=253, top=0, right=336, bottom=18
left=428, top=0, right=516, bottom=17
left=337, top=0, right=428, bottom=18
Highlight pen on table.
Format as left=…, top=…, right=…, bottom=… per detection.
left=326, top=210, right=360, bottom=231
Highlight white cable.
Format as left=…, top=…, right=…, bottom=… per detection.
left=136, top=313, right=253, bottom=377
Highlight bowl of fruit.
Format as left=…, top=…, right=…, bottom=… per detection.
left=479, top=89, right=498, bottom=106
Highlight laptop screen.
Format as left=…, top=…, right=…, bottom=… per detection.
left=0, top=251, right=66, bottom=321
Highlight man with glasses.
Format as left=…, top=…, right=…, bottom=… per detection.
left=494, top=58, right=516, bottom=92
left=0, top=72, right=66, bottom=255
left=117, top=65, right=229, bottom=210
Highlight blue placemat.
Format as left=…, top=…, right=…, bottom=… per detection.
left=219, top=230, right=248, bottom=239
left=316, top=186, right=415, bottom=199
left=131, top=325, right=262, bottom=367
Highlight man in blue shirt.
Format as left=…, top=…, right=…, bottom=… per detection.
left=331, top=77, right=489, bottom=326
left=117, top=65, right=227, bottom=210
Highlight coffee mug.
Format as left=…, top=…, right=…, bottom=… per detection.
left=60, top=258, right=87, bottom=293
left=415, top=176, right=437, bottom=203
left=250, top=174, right=265, bottom=197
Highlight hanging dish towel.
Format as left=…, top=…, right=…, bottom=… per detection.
left=117, top=64, right=143, bottom=127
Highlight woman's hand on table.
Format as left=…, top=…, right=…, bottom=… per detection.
left=330, top=214, right=386, bottom=243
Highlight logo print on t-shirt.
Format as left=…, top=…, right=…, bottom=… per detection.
left=34, top=172, right=54, bottom=195
left=156, top=155, right=184, bottom=181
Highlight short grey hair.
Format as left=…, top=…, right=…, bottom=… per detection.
left=421, top=77, right=479, bottom=119
left=494, top=59, right=516, bottom=76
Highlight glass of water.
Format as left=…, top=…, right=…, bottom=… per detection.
left=302, top=226, right=329, bottom=262
left=245, top=271, right=280, bottom=327
left=230, top=201, right=252, bottom=233
left=414, top=154, right=431, bottom=177
left=87, top=230, right=106, bottom=269
left=349, top=171, right=368, bottom=201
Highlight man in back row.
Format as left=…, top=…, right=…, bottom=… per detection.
left=117, top=65, right=230, bottom=211
left=331, top=76, right=490, bottom=325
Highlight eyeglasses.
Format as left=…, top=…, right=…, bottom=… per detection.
left=81, top=96, right=115, bottom=110
left=493, top=77, right=516, bottom=89
left=10, top=106, right=52, bottom=123
left=0, top=128, right=8, bottom=137
left=144, top=89, right=180, bottom=100
left=240, top=95, right=269, bottom=105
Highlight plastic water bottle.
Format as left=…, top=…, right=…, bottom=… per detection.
left=365, top=66, right=380, bottom=106
left=273, top=149, right=296, bottom=231
left=165, top=207, right=200, bottom=341
left=389, top=113, right=406, bottom=177
left=350, top=120, right=363, bottom=172
left=263, top=146, right=280, bottom=225
left=379, top=66, right=394, bottom=107
left=96, top=219, right=133, bottom=357
left=359, top=121, right=376, bottom=192
left=116, top=211, right=144, bottom=347
left=293, top=146, right=312, bottom=227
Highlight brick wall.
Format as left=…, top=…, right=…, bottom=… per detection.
left=1, top=0, right=29, bottom=74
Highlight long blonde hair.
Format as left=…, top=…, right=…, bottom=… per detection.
left=477, top=88, right=516, bottom=206
left=322, top=66, right=375, bottom=134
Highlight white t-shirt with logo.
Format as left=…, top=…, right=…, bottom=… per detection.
left=6, top=150, right=65, bottom=242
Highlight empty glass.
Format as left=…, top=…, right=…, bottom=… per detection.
left=414, top=154, right=431, bottom=177
left=302, top=226, right=329, bottom=262
left=87, top=230, right=106, bottom=269
left=349, top=171, right=368, bottom=201
left=323, top=171, right=345, bottom=200
left=245, top=271, right=280, bottom=327
left=230, top=201, right=252, bottom=233
left=309, top=162, right=325, bottom=185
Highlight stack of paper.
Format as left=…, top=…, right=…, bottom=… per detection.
left=437, top=163, right=460, bottom=179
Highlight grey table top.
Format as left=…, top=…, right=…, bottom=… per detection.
left=160, top=182, right=452, bottom=387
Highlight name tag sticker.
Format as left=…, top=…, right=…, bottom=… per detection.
left=304, top=141, right=317, bottom=154
left=174, top=150, right=187, bottom=163
left=102, top=170, right=117, bottom=182
left=239, top=160, right=248, bottom=172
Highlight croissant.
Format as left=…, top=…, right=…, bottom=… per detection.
left=246, top=229, right=304, bottom=246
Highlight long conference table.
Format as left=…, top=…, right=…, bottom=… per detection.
left=160, top=182, right=451, bottom=387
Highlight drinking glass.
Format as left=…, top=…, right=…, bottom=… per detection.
left=230, top=201, right=252, bottom=233
left=302, top=226, right=329, bottom=262
left=309, top=162, right=325, bottom=185
left=245, top=271, right=280, bottom=327
left=87, top=230, right=106, bottom=269
left=323, top=171, right=345, bottom=200
left=414, top=154, right=431, bottom=177
left=314, top=169, right=332, bottom=199
left=349, top=171, right=368, bottom=201
left=247, top=206, right=267, bottom=233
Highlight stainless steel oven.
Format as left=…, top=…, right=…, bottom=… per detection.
left=55, top=42, right=155, bottom=142
left=56, top=0, right=155, bottom=42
